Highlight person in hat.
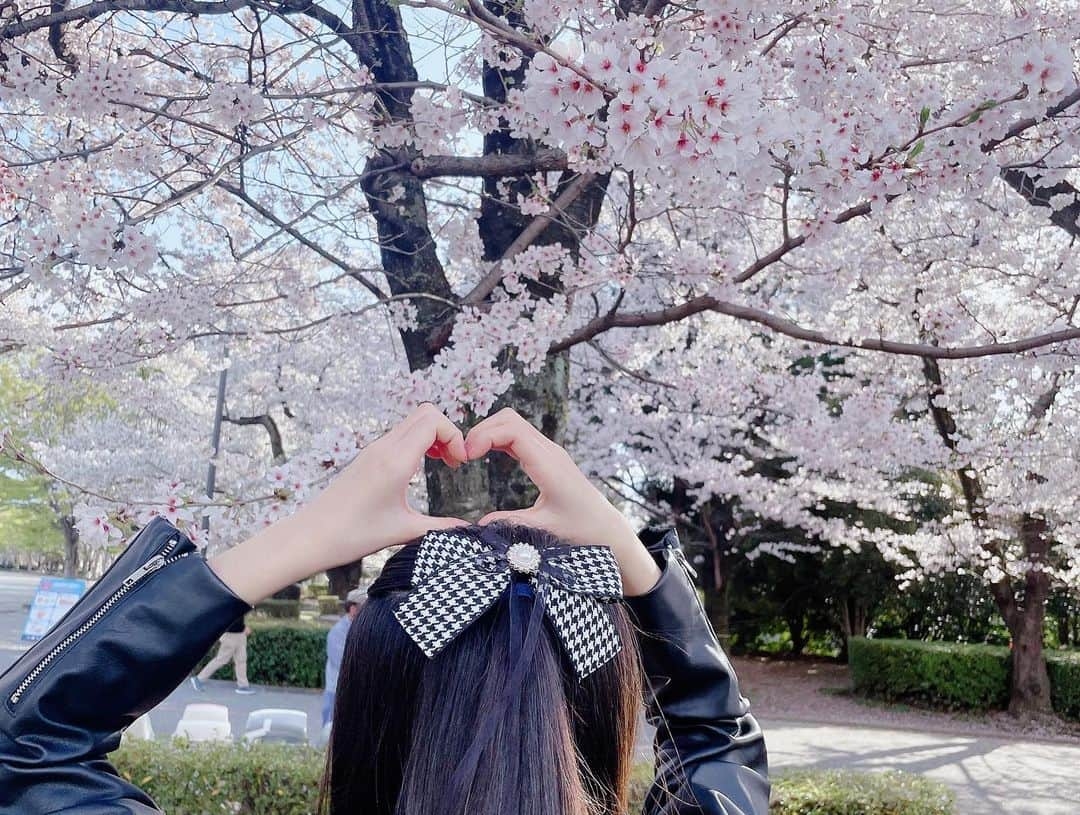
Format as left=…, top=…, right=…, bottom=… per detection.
left=322, top=587, right=366, bottom=727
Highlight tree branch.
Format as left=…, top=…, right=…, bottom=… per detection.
left=409, top=148, right=568, bottom=179
left=550, top=294, right=1080, bottom=359
left=1, top=0, right=348, bottom=39
left=462, top=170, right=597, bottom=306
left=216, top=178, right=392, bottom=300
left=224, top=412, right=285, bottom=462
left=1000, top=168, right=1080, bottom=239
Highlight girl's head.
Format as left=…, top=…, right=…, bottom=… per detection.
left=319, top=522, right=642, bottom=815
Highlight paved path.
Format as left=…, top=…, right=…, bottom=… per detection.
left=2, top=570, right=1077, bottom=813
left=759, top=719, right=1077, bottom=815
left=0, top=569, right=43, bottom=670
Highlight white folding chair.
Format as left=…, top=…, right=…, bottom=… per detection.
left=122, top=712, right=155, bottom=743
left=173, top=702, right=232, bottom=742
left=242, top=708, right=308, bottom=744
left=181, top=703, right=230, bottom=722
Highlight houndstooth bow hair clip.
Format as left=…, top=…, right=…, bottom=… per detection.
left=393, top=527, right=624, bottom=678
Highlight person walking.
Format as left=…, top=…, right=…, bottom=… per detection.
left=190, top=611, right=256, bottom=694
left=322, top=587, right=365, bottom=727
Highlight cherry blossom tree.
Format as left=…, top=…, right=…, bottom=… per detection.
left=568, top=187, right=1080, bottom=715
left=0, top=1, right=1078, bottom=711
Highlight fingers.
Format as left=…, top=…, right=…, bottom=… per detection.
left=465, top=408, right=567, bottom=487
left=395, top=403, right=467, bottom=467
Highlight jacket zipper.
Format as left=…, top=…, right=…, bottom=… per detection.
left=9, top=535, right=189, bottom=706
left=672, top=545, right=699, bottom=581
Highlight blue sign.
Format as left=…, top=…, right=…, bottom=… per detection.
left=21, top=577, right=87, bottom=642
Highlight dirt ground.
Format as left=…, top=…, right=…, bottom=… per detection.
left=732, top=656, right=1080, bottom=744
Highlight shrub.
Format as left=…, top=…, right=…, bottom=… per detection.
left=848, top=637, right=1010, bottom=710
left=768, top=769, right=954, bottom=814
left=113, top=741, right=954, bottom=815
left=194, top=620, right=330, bottom=688
left=628, top=764, right=952, bottom=814
left=112, top=739, right=324, bottom=814
left=317, top=594, right=341, bottom=615
left=1047, top=650, right=1080, bottom=719
left=255, top=599, right=301, bottom=619
left=273, top=583, right=302, bottom=601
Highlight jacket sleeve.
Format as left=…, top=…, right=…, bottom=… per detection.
left=0, top=517, right=253, bottom=814
left=625, top=527, right=770, bottom=815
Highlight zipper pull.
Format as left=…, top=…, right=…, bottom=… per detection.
left=673, top=546, right=699, bottom=581
left=122, top=554, right=166, bottom=588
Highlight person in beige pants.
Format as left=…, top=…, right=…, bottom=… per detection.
left=190, top=612, right=255, bottom=694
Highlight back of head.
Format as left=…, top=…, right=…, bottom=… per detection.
left=319, top=523, right=642, bottom=815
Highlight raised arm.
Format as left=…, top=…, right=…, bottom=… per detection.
left=0, top=404, right=467, bottom=813
left=465, top=408, right=770, bottom=814
left=626, top=528, right=770, bottom=815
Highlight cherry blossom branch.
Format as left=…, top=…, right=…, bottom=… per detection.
left=1000, top=169, right=1080, bottom=239
left=549, top=295, right=1080, bottom=360
left=217, top=177, right=398, bottom=299
left=183, top=292, right=458, bottom=341
left=0, top=430, right=339, bottom=510
left=461, top=170, right=598, bottom=305
left=224, top=412, right=285, bottom=462
left=585, top=340, right=676, bottom=389
left=0, top=0, right=348, bottom=39
left=981, top=86, right=1080, bottom=153
left=0, top=432, right=280, bottom=508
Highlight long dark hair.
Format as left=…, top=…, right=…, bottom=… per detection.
left=318, top=523, right=642, bottom=815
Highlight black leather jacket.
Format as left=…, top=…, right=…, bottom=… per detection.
left=0, top=517, right=769, bottom=814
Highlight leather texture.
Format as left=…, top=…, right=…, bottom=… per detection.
left=0, top=516, right=252, bottom=813
left=627, top=527, right=770, bottom=815
left=0, top=519, right=768, bottom=814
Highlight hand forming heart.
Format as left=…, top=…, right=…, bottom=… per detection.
left=210, top=403, right=662, bottom=605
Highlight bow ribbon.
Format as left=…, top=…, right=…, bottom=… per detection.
left=393, top=527, right=624, bottom=677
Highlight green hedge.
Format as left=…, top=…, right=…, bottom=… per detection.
left=112, top=740, right=324, bottom=814
left=849, top=638, right=1080, bottom=719
left=848, top=637, right=1010, bottom=710
left=767, top=769, right=953, bottom=814
left=255, top=599, right=301, bottom=619
left=194, top=621, right=330, bottom=688
left=1047, top=650, right=1080, bottom=718
left=113, top=740, right=954, bottom=815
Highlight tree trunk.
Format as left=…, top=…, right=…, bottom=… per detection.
left=704, top=583, right=731, bottom=647
left=423, top=355, right=568, bottom=518
left=426, top=452, right=491, bottom=520
left=1008, top=600, right=1052, bottom=716
left=327, top=560, right=365, bottom=599
left=351, top=0, right=603, bottom=521
left=486, top=353, right=569, bottom=511
left=59, top=514, right=78, bottom=577
left=993, top=514, right=1053, bottom=716
left=922, top=356, right=1055, bottom=716
left=698, top=504, right=731, bottom=646
left=786, top=611, right=807, bottom=656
